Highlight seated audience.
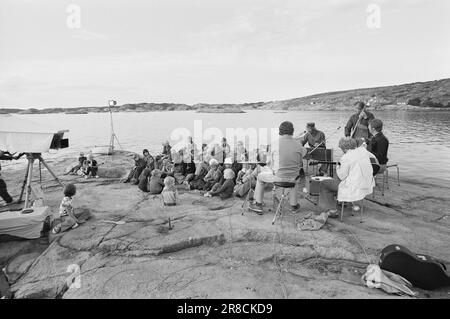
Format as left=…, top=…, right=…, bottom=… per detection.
left=233, top=162, right=257, bottom=198
left=148, top=169, right=165, bottom=194
left=205, top=168, right=235, bottom=199
left=83, top=154, right=99, bottom=179
left=66, top=152, right=87, bottom=175
left=368, top=119, right=389, bottom=173
left=161, top=141, right=172, bottom=160
left=162, top=176, right=178, bottom=206
left=124, top=153, right=147, bottom=184
left=203, top=158, right=222, bottom=191
left=138, top=167, right=152, bottom=192
left=143, top=149, right=155, bottom=171
left=249, top=121, right=306, bottom=215
left=187, top=160, right=209, bottom=190
left=160, top=158, right=174, bottom=177
left=234, top=140, right=248, bottom=162
left=318, top=137, right=375, bottom=216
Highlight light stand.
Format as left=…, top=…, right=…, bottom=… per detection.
left=108, top=100, right=123, bottom=153
left=17, top=153, right=64, bottom=209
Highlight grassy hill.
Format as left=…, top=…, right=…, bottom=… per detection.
left=259, top=78, right=450, bottom=110
left=1, top=78, right=448, bottom=114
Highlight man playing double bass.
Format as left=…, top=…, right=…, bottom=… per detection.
left=345, top=101, right=375, bottom=145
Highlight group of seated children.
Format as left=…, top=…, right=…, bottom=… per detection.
left=66, top=152, right=99, bottom=179
left=124, top=140, right=269, bottom=206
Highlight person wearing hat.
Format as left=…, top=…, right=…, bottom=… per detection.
left=345, top=101, right=375, bottom=143
left=301, top=122, right=326, bottom=149
left=301, top=122, right=327, bottom=176
left=249, top=121, right=306, bottom=215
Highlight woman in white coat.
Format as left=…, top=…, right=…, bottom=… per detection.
left=318, top=137, right=375, bottom=216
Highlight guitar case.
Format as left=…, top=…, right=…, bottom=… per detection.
left=379, top=244, right=450, bottom=290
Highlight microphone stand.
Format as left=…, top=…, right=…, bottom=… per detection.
left=304, top=126, right=341, bottom=177
left=307, top=126, right=341, bottom=156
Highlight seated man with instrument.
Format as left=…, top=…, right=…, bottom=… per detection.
left=318, top=137, right=375, bottom=216
left=345, top=101, right=375, bottom=146
left=249, top=121, right=306, bottom=215
left=301, top=122, right=326, bottom=149
left=367, top=119, right=389, bottom=173
left=301, top=122, right=328, bottom=175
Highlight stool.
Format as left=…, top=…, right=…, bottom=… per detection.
left=385, top=164, right=400, bottom=188
left=340, top=200, right=364, bottom=223
left=241, top=188, right=254, bottom=215
left=272, top=181, right=296, bottom=225
left=376, top=163, right=400, bottom=196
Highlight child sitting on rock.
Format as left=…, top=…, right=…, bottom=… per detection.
left=65, top=152, right=86, bottom=175
left=162, top=176, right=178, bottom=206
left=83, top=154, right=99, bottom=179
left=52, top=183, right=80, bottom=234
left=205, top=168, right=235, bottom=199
left=148, top=169, right=165, bottom=194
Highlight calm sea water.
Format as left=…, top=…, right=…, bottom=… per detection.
left=3, top=110, right=450, bottom=186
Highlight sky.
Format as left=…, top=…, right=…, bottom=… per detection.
left=0, top=0, right=449, bottom=109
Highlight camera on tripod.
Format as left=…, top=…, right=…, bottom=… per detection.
left=50, top=132, right=69, bottom=150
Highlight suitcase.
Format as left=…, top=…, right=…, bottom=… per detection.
left=379, top=244, right=450, bottom=290
left=306, top=176, right=333, bottom=196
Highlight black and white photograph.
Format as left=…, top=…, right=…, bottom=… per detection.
left=0, top=0, right=449, bottom=303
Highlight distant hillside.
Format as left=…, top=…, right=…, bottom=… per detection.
left=1, top=78, right=448, bottom=114
left=260, top=78, right=450, bottom=111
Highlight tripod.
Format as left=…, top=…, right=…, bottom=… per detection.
left=108, top=106, right=123, bottom=152
left=17, top=153, right=63, bottom=209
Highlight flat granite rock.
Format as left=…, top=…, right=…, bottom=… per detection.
left=2, top=151, right=450, bottom=299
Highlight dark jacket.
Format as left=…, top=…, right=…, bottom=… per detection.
left=148, top=176, right=165, bottom=194
left=211, top=179, right=235, bottom=199
left=368, top=132, right=389, bottom=165
left=138, top=168, right=152, bottom=192
left=344, top=111, right=375, bottom=139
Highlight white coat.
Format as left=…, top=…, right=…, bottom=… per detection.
left=336, top=146, right=375, bottom=202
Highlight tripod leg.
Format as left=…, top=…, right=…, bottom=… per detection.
left=39, top=161, right=42, bottom=184
left=24, top=159, right=34, bottom=208
left=114, top=134, right=123, bottom=150
left=17, top=159, right=30, bottom=203
left=39, top=156, right=63, bottom=187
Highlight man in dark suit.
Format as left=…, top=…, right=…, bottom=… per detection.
left=368, top=119, right=389, bottom=173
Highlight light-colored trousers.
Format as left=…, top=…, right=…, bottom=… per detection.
left=254, top=171, right=299, bottom=206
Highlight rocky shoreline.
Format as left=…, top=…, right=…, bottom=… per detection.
left=1, top=151, right=449, bottom=299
